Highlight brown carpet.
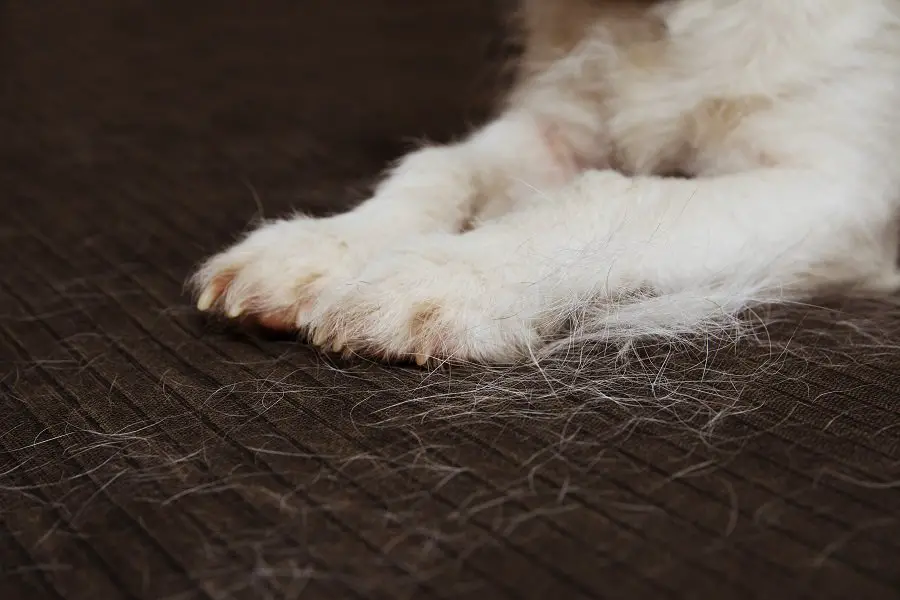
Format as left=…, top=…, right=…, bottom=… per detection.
left=1, top=2, right=899, bottom=598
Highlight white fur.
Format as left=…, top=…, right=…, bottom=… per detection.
left=192, top=0, right=900, bottom=365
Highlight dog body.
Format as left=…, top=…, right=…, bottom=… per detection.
left=193, top=1, right=900, bottom=364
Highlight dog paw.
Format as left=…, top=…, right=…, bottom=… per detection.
left=301, top=237, right=543, bottom=365
left=191, top=216, right=378, bottom=330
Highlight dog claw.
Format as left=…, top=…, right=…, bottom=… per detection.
left=197, top=288, right=217, bottom=312
left=312, top=329, right=329, bottom=347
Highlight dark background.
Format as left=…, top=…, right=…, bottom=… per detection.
left=1, top=2, right=899, bottom=599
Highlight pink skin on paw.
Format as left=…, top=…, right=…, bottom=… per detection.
left=252, top=309, right=298, bottom=332
left=196, top=264, right=321, bottom=333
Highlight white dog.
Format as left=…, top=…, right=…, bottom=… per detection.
left=192, top=1, right=900, bottom=366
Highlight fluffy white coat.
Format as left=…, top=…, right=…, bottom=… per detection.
left=192, top=0, right=900, bottom=365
